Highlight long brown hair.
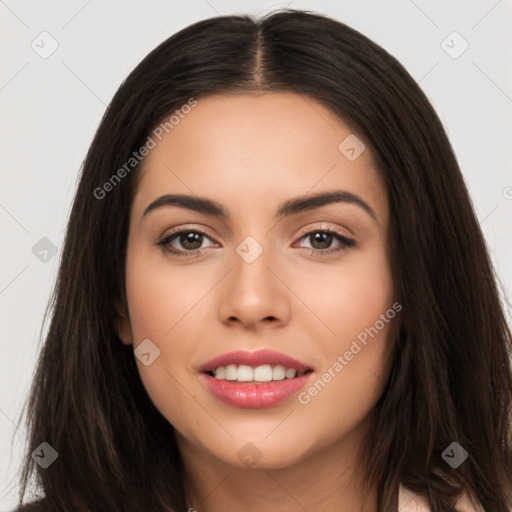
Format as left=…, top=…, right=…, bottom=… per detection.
left=15, top=9, right=512, bottom=511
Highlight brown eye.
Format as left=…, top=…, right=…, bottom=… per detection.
left=296, top=229, right=355, bottom=256
left=307, top=231, right=335, bottom=250
left=175, top=231, right=204, bottom=250
left=157, top=229, right=215, bottom=257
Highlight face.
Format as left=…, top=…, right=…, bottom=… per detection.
left=116, top=92, right=397, bottom=471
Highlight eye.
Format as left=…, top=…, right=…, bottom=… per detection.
left=295, top=228, right=355, bottom=256
left=157, top=228, right=216, bottom=258
left=157, top=226, right=355, bottom=258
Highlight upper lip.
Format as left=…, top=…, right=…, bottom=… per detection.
left=199, top=349, right=313, bottom=373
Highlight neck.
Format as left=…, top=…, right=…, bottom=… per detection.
left=179, top=425, right=378, bottom=512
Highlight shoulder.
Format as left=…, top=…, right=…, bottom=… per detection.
left=398, top=483, right=430, bottom=511
left=398, top=483, right=485, bottom=512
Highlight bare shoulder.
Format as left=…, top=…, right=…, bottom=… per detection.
left=454, top=488, right=486, bottom=512
left=398, top=483, right=485, bottom=512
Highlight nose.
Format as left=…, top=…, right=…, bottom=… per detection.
left=218, top=246, right=292, bottom=330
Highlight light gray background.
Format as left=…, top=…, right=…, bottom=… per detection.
left=1, top=0, right=511, bottom=508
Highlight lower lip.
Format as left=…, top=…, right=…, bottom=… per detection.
left=201, top=373, right=312, bottom=409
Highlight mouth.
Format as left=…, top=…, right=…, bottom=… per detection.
left=204, top=364, right=313, bottom=383
left=198, top=350, right=315, bottom=408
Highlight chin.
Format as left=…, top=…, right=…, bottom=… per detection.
left=208, top=436, right=312, bottom=470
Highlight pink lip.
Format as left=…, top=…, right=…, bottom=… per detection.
left=198, top=349, right=312, bottom=373
left=198, top=349, right=314, bottom=409
left=200, top=373, right=313, bottom=409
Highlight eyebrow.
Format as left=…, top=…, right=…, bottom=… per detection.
left=142, top=189, right=379, bottom=225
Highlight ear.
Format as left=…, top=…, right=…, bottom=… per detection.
left=115, top=300, right=133, bottom=346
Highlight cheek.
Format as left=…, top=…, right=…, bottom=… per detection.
left=291, top=246, right=395, bottom=425
left=292, top=240, right=394, bottom=348
left=123, top=247, right=213, bottom=428
left=125, top=245, right=209, bottom=341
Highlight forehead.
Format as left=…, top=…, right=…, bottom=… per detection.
left=131, top=92, right=388, bottom=224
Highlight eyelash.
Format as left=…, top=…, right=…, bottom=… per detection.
left=157, top=226, right=355, bottom=259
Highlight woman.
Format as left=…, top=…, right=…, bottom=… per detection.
left=14, top=9, right=512, bottom=512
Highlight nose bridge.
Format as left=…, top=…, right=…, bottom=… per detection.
left=218, top=233, right=290, bottom=327
left=232, top=233, right=276, bottom=304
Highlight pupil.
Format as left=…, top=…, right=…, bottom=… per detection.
left=311, top=232, right=332, bottom=250
left=181, top=232, right=202, bottom=250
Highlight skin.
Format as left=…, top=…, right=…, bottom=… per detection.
left=116, top=92, right=398, bottom=512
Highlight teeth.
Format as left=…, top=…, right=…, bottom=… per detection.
left=213, top=364, right=303, bottom=381
left=214, top=366, right=226, bottom=379
left=285, top=368, right=297, bottom=379
left=254, top=365, right=273, bottom=382
left=237, top=364, right=253, bottom=382
left=272, top=365, right=286, bottom=381
left=225, top=364, right=237, bottom=380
